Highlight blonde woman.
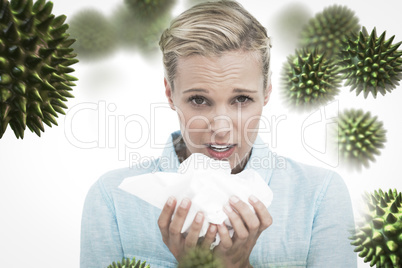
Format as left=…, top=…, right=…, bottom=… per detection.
left=80, top=1, right=357, bottom=267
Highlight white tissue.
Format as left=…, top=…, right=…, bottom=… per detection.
left=119, top=153, right=273, bottom=248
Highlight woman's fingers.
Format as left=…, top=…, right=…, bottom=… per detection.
left=168, top=198, right=191, bottom=246
left=248, top=195, right=273, bottom=232
left=158, top=194, right=272, bottom=263
left=223, top=204, right=249, bottom=242
left=201, top=224, right=218, bottom=248
left=228, top=196, right=260, bottom=236
left=158, top=196, right=177, bottom=242
left=184, top=212, right=205, bottom=249
left=215, top=223, right=233, bottom=253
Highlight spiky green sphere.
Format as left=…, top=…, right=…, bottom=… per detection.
left=178, top=247, right=224, bottom=268
left=69, top=9, right=116, bottom=60
left=0, top=0, right=78, bottom=139
left=350, top=189, right=402, bottom=267
left=281, top=48, right=341, bottom=111
left=337, top=109, right=386, bottom=169
left=338, top=27, right=402, bottom=98
left=124, top=0, right=176, bottom=21
left=271, top=2, right=311, bottom=53
left=300, top=5, right=360, bottom=58
left=107, top=257, right=150, bottom=268
left=112, top=5, right=170, bottom=54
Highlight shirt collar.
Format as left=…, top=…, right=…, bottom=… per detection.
left=158, top=130, right=273, bottom=185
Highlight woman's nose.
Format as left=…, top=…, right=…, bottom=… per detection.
left=210, top=114, right=233, bottom=140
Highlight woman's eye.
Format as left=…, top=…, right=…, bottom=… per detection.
left=189, top=96, right=207, bottom=105
left=194, top=98, right=205, bottom=105
left=234, top=95, right=252, bottom=104
left=237, top=96, right=247, bottom=102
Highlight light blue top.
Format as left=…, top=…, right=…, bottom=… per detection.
left=80, top=131, right=357, bottom=268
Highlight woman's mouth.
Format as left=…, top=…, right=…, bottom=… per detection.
left=206, top=144, right=236, bottom=160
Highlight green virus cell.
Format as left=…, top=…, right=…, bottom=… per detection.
left=350, top=189, right=402, bottom=267
left=68, top=9, right=116, bottom=61
left=178, top=247, right=224, bottom=268
left=124, top=0, right=176, bottom=21
left=300, top=5, right=360, bottom=58
left=0, top=0, right=78, bottom=139
left=112, top=5, right=170, bottom=54
left=107, top=257, right=150, bottom=268
left=338, top=27, right=402, bottom=98
left=281, top=48, right=341, bottom=111
left=270, top=2, right=311, bottom=53
left=337, top=109, right=386, bottom=169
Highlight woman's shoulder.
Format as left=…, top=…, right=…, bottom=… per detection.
left=276, top=155, right=342, bottom=182
left=250, top=138, right=343, bottom=188
left=270, top=155, right=347, bottom=197
left=269, top=156, right=352, bottom=221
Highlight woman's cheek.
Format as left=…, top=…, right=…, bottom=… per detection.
left=176, top=106, right=201, bottom=128
left=180, top=110, right=210, bottom=146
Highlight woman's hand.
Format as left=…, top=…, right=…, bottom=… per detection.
left=214, top=195, right=273, bottom=268
left=158, top=197, right=218, bottom=261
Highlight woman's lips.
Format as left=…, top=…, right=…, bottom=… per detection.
left=206, top=145, right=236, bottom=160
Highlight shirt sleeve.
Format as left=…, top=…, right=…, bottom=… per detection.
left=306, top=172, right=357, bottom=267
left=80, top=178, right=124, bottom=268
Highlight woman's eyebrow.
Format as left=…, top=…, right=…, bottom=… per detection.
left=183, top=88, right=257, bottom=94
left=233, top=88, right=257, bottom=93
left=183, top=88, right=209, bottom=94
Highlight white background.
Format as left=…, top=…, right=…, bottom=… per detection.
left=1, top=0, right=401, bottom=267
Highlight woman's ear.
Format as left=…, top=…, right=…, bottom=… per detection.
left=264, top=83, right=272, bottom=106
left=164, top=78, right=176, bottom=110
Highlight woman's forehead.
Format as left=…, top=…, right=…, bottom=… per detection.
left=175, top=51, right=262, bottom=77
left=177, top=50, right=260, bottom=66
left=174, top=51, right=264, bottom=92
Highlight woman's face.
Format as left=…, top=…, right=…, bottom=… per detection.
left=165, top=50, right=271, bottom=172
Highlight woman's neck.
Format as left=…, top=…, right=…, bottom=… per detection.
left=231, top=149, right=252, bottom=174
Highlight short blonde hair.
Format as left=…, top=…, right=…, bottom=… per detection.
left=159, top=0, right=272, bottom=90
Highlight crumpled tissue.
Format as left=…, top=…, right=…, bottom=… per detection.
left=119, top=153, right=273, bottom=248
